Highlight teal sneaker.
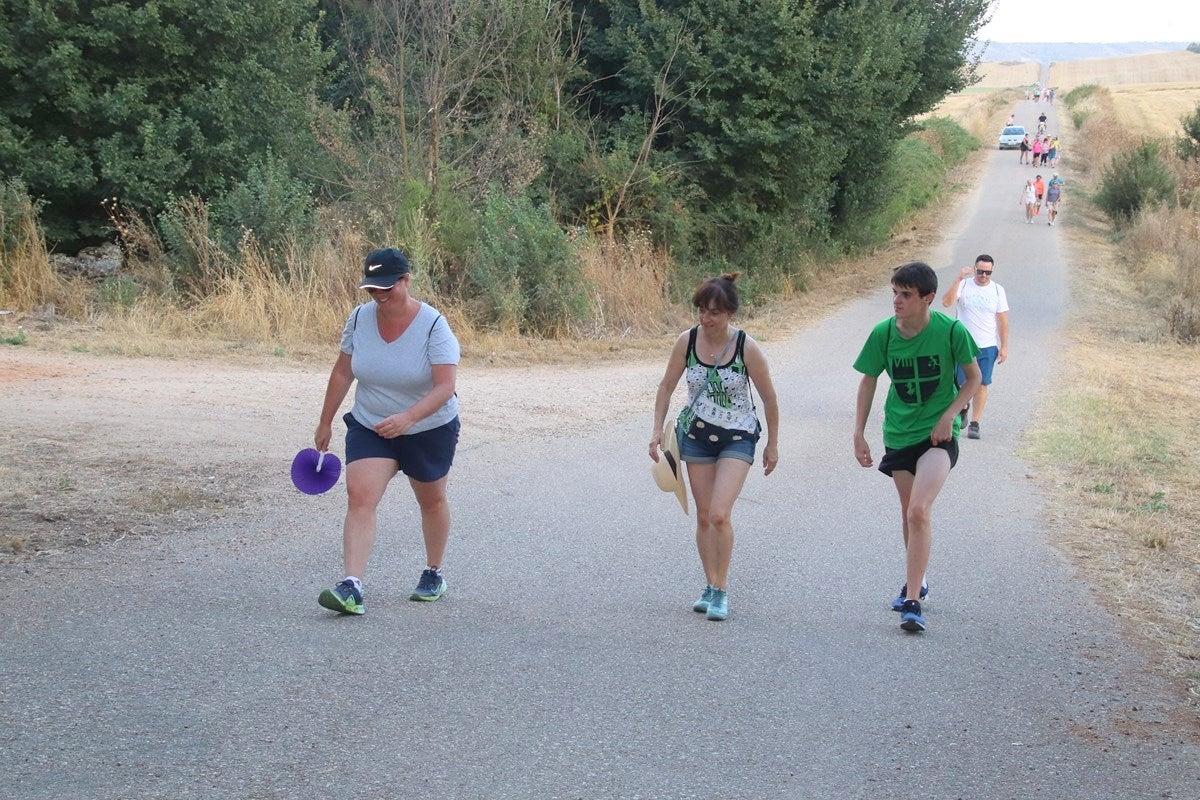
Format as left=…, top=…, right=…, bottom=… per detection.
left=410, top=568, right=447, bottom=601
left=318, top=579, right=364, bottom=616
left=693, top=585, right=714, bottom=613
left=706, top=588, right=728, bottom=621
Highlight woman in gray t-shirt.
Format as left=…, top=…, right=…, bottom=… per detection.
left=314, top=248, right=461, bottom=616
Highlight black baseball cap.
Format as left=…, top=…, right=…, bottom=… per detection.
left=359, top=247, right=411, bottom=289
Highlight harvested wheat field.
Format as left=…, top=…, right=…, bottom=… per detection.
left=977, top=60, right=1041, bottom=89
left=1050, top=50, right=1200, bottom=89
left=1107, top=83, right=1200, bottom=137
left=1048, top=51, right=1200, bottom=137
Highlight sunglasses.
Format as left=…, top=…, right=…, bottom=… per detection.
left=976, top=269, right=993, bottom=276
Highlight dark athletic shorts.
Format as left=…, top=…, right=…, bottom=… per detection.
left=344, top=413, right=460, bottom=482
left=878, top=438, right=959, bottom=477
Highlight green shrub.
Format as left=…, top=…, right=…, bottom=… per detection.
left=469, top=192, right=586, bottom=335
left=1064, top=84, right=1100, bottom=106
left=1071, top=109, right=1093, bottom=130
left=918, top=116, right=979, bottom=165
left=1175, top=101, right=1200, bottom=161
left=156, top=196, right=230, bottom=289
left=209, top=150, right=317, bottom=259
left=1094, top=140, right=1177, bottom=225
left=98, top=275, right=140, bottom=309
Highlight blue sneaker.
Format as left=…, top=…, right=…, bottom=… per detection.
left=890, top=582, right=929, bottom=612
left=899, top=599, right=926, bottom=632
left=693, top=585, right=714, bottom=613
left=706, top=589, right=728, bottom=621
left=410, top=568, right=447, bottom=602
left=318, top=579, right=364, bottom=615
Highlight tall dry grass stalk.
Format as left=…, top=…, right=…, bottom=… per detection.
left=0, top=194, right=61, bottom=312
left=575, top=235, right=687, bottom=337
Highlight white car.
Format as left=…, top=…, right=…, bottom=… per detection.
left=998, top=125, right=1026, bottom=149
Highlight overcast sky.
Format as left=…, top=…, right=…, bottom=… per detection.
left=979, top=1, right=1200, bottom=43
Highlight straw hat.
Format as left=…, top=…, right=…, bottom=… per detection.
left=652, top=420, right=689, bottom=514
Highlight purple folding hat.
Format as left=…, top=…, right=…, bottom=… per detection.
left=291, top=448, right=342, bottom=495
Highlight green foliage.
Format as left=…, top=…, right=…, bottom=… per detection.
left=156, top=196, right=228, bottom=288
left=573, top=0, right=989, bottom=257
left=98, top=275, right=140, bottom=309
left=1175, top=101, right=1200, bottom=161
left=469, top=192, right=585, bottom=334
left=1071, top=110, right=1093, bottom=130
left=0, top=0, right=330, bottom=246
left=917, top=117, right=980, bottom=165
left=209, top=150, right=317, bottom=256
left=1064, top=84, right=1100, bottom=105
left=1188, top=43, right=1200, bottom=54
left=1, top=328, right=27, bottom=346
left=1094, top=140, right=1177, bottom=225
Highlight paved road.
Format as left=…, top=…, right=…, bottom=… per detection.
left=3, top=100, right=1198, bottom=799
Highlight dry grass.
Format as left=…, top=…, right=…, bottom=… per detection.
left=0, top=194, right=62, bottom=312
left=1049, top=52, right=1200, bottom=139
left=1023, top=84, right=1200, bottom=707
left=976, top=60, right=1041, bottom=90
left=1107, top=83, right=1200, bottom=138
left=927, top=87, right=1023, bottom=141
left=1050, top=51, right=1200, bottom=91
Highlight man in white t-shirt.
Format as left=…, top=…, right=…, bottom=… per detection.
left=940, top=254, right=1009, bottom=440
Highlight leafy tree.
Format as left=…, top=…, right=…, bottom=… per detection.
left=1187, top=43, right=1200, bottom=54
left=572, top=0, right=987, bottom=256
left=0, top=0, right=329, bottom=245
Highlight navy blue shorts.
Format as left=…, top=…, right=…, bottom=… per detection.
left=878, top=438, right=959, bottom=477
left=344, top=413, right=459, bottom=482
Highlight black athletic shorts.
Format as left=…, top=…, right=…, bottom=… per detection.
left=878, top=438, right=959, bottom=477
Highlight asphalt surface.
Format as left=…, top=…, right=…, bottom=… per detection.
left=3, top=98, right=1198, bottom=799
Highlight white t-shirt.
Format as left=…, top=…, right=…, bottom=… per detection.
left=954, top=279, right=1009, bottom=349
left=339, top=301, right=460, bottom=433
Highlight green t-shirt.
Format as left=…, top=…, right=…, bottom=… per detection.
left=853, top=311, right=979, bottom=448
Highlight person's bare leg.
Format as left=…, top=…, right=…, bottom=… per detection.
left=343, top=458, right=398, bottom=577
left=971, top=384, right=989, bottom=423
left=409, top=475, right=451, bottom=568
left=697, top=458, right=751, bottom=590
left=896, top=449, right=952, bottom=602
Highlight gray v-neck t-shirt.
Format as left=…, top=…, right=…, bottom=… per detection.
left=339, top=301, right=460, bottom=433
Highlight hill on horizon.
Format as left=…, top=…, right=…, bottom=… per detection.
left=979, top=41, right=1194, bottom=63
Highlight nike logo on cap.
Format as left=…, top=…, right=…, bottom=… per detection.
left=367, top=263, right=382, bottom=272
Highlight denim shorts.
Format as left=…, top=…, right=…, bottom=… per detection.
left=878, top=438, right=958, bottom=477
left=678, top=423, right=757, bottom=465
left=956, top=345, right=999, bottom=386
left=344, top=413, right=459, bottom=482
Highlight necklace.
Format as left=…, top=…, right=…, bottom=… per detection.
left=701, top=329, right=735, bottom=363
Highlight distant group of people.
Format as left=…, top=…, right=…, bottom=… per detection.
left=1012, top=108, right=1065, bottom=225
left=1025, top=85, right=1055, bottom=103
left=1020, top=172, right=1064, bottom=224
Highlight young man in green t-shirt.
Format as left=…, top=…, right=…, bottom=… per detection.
left=852, top=262, right=981, bottom=633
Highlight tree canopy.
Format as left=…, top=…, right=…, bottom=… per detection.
left=0, top=0, right=328, bottom=242
left=2, top=0, right=988, bottom=276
